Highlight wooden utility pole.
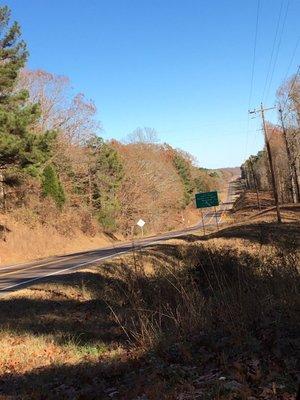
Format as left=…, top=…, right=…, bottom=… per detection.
left=249, top=104, right=282, bottom=223
left=249, top=157, right=261, bottom=210
left=278, top=108, right=300, bottom=203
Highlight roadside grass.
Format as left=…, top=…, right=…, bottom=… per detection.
left=0, top=210, right=121, bottom=265
left=0, top=221, right=299, bottom=399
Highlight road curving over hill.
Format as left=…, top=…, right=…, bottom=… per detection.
left=0, top=180, right=239, bottom=296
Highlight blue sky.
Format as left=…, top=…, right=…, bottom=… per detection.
left=5, top=0, right=300, bottom=168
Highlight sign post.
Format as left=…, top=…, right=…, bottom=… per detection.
left=200, top=210, right=206, bottom=235
left=195, top=191, right=219, bottom=234
left=136, top=219, right=145, bottom=237
left=214, top=205, right=219, bottom=231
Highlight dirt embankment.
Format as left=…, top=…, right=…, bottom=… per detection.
left=0, top=206, right=201, bottom=266
left=0, top=214, right=121, bottom=265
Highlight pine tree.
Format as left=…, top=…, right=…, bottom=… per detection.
left=86, top=136, right=123, bottom=231
left=42, top=165, right=66, bottom=208
left=0, top=6, right=55, bottom=173
left=173, top=153, right=194, bottom=206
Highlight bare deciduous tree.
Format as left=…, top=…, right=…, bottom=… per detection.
left=114, top=141, right=183, bottom=234
left=125, top=127, right=159, bottom=144
left=17, top=69, right=100, bottom=143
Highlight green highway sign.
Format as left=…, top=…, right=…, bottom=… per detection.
left=195, top=191, right=219, bottom=208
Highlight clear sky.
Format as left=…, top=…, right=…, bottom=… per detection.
left=5, top=0, right=300, bottom=168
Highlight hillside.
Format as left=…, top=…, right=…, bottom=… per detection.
left=218, top=167, right=241, bottom=177
left=0, top=198, right=298, bottom=399
left=1, top=176, right=299, bottom=400
left=0, top=20, right=230, bottom=266
left=0, top=132, right=231, bottom=265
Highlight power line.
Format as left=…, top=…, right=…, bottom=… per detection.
left=261, top=0, right=284, bottom=100
left=248, top=0, right=260, bottom=109
left=264, top=0, right=290, bottom=103
left=250, top=0, right=291, bottom=159
left=282, top=35, right=300, bottom=84
left=243, top=0, right=260, bottom=163
left=159, top=120, right=247, bottom=133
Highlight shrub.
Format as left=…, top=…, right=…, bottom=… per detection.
left=42, top=165, right=66, bottom=208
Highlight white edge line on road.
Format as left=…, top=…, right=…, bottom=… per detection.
left=0, top=257, right=57, bottom=270
left=0, top=250, right=130, bottom=295
left=0, top=255, right=87, bottom=277
left=0, top=254, right=82, bottom=272
left=0, top=207, right=213, bottom=273
left=0, top=232, right=196, bottom=295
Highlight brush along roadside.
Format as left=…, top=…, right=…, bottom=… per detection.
left=229, top=189, right=300, bottom=224
left=0, top=224, right=298, bottom=399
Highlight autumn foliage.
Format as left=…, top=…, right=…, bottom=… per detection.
left=0, top=6, right=223, bottom=243
left=242, top=74, right=300, bottom=204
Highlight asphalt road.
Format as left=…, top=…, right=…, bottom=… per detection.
left=0, top=179, right=239, bottom=296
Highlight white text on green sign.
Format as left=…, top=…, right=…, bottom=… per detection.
left=195, top=191, right=219, bottom=208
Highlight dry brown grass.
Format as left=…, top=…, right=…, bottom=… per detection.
left=0, top=213, right=121, bottom=265
left=0, top=222, right=298, bottom=399
left=115, top=238, right=299, bottom=344
left=231, top=189, right=300, bottom=224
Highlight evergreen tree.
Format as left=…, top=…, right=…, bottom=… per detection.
left=86, top=136, right=123, bottom=231
left=42, top=165, right=66, bottom=208
left=0, top=6, right=55, bottom=174
left=173, top=153, right=194, bottom=206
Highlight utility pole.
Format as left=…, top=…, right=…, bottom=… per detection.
left=249, top=103, right=282, bottom=223
left=249, top=157, right=261, bottom=210
left=278, top=108, right=300, bottom=203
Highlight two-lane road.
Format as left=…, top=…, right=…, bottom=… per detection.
left=0, top=180, right=238, bottom=296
